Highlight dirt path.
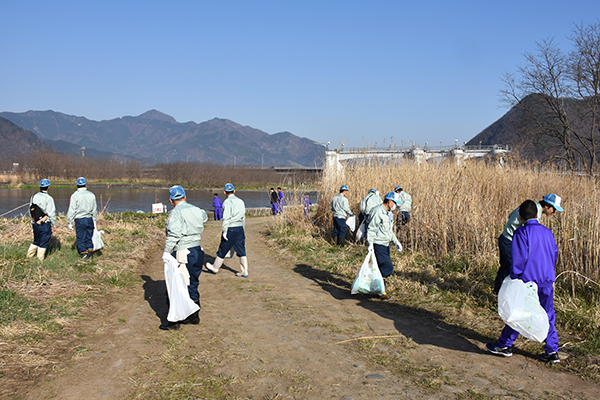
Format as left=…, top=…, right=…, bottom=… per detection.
left=24, top=216, right=600, bottom=399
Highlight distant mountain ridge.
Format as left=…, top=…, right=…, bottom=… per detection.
left=0, top=116, right=54, bottom=162
left=0, top=110, right=325, bottom=166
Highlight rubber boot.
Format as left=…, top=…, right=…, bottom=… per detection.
left=27, top=244, right=38, bottom=258
left=159, top=321, right=180, bottom=330
left=236, top=256, right=249, bottom=277
left=181, top=300, right=201, bottom=325
left=206, top=256, right=224, bottom=274
left=334, top=236, right=339, bottom=246
left=36, top=247, right=47, bottom=261
left=339, top=236, right=346, bottom=247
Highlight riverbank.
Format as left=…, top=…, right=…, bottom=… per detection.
left=3, top=213, right=600, bottom=399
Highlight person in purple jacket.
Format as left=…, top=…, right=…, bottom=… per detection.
left=486, top=199, right=561, bottom=364
left=303, top=193, right=312, bottom=217
left=213, top=193, right=223, bottom=220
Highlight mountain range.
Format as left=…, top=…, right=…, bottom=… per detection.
left=0, top=110, right=325, bottom=167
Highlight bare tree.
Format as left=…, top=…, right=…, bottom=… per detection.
left=501, top=21, right=600, bottom=174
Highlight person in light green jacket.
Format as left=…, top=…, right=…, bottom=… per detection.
left=160, top=185, right=208, bottom=330
left=67, top=177, right=98, bottom=260
left=27, top=179, right=57, bottom=260
left=367, top=192, right=403, bottom=279
left=206, top=183, right=249, bottom=277
left=330, top=185, right=353, bottom=246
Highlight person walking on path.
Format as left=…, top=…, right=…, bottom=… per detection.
left=330, top=185, right=353, bottom=246
left=359, top=189, right=382, bottom=231
left=27, top=179, right=57, bottom=261
left=487, top=199, right=561, bottom=364
left=494, top=194, right=564, bottom=294
left=367, top=192, right=403, bottom=280
left=161, top=185, right=209, bottom=330
left=277, top=187, right=285, bottom=214
left=270, top=188, right=279, bottom=215
left=67, top=177, right=97, bottom=260
left=206, top=183, right=249, bottom=277
left=213, top=193, right=223, bottom=220
left=303, top=193, right=312, bottom=217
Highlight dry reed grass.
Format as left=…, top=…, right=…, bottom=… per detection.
left=316, top=157, right=600, bottom=286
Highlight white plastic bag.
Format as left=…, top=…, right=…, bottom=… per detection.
left=92, top=227, right=104, bottom=251
left=347, top=214, right=356, bottom=232
left=498, top=277, right=549, bottom=342
left=351, top=250, right=385, bottom=295
left=355, top=220, right=366, bottom=242
left=163, top=253, right=200, bottom=322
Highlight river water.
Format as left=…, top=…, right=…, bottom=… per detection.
left=0, top=187, right=317, bottom=219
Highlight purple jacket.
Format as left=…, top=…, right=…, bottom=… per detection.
left=213, top=197, right=223, bottom=209
left=510, top=219, right=558, bottom=288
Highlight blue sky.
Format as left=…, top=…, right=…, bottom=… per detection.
left=1, top=1, right=599, bottom=149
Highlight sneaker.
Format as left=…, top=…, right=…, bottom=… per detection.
left=486, top=342, right=512, bottom=357
left=540, top=352, right=560, bottom=364
left=205, top=262, right=218, bottom=274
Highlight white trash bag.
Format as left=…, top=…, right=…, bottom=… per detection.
left=347, top=214, right=356, bottom=232
left=163, top=253, right=200, bottom=322
left=92, top=223, right=104, bottom=251
left=498, top=276, right=549, bottom=342
left=355, top=220, right=366, bottom=242
left=351, top=249, right=385, bottom=295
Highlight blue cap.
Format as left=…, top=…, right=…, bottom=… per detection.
left=394, top=186, right=402, bottom=192
left=39, top=179, right=51, bottom=188
left=385, top=191, right=402, bottom=204
left=224, top=183, right=235, bottom=192
left=340, top=185, right=349, bottom=191
left=368, top=188, right=376, bottom=193
left=169, top=185, right=186, bottom=200
left=76, top=177, right=87, bottom=186
left=543, top=194, right=564, bottom=212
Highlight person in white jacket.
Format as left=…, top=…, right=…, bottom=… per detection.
left=206, top=183, right=249, bottom=277
left=27, top=179, right=57, bottom=260
left=367, top=192, right=403, bottom=279
left=161, top=185, right=208, bottom=330
left=67, top=177, right=97, bottom=260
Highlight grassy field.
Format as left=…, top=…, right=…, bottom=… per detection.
left=0, top=211, right=167, bottom=392
left=269, top=157, right=600, bottom=379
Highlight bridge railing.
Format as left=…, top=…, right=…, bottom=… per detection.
left=332, top=144, right=510, bottom=153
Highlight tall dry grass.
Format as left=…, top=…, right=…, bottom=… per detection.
left=315, top=157, right=600, bottom=285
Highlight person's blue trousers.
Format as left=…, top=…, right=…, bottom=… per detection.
left=75, top=217, right=94, bottom=254
left=374, top=243, right=394, bottom=278
left=216, top=226, right=246, bottom=258
left=171, top=246, right=204, bottom=303
left=333, top=217, right=347, bottom=238
left=32, top=222, right=52, bottom=248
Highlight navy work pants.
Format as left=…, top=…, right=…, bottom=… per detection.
left=171, top=246, right=204, bottom=303
left=374, top=243, right=394, bottom=278
left=216, top=226, right=246, bottom=258
left=75, top=217, right=94, bottom=254
left=333, top=217, right=347, bottom=238
left=494, top=234, right=512, bottom=293
left=32, top=222, right=52, bottom=248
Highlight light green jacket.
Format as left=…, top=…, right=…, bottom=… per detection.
left=222, top=194, right=246, bottom=234
left=501, top=202, right=543, bottom=241
left=67, top=188, right=97, bottom=224
left=360, top=193, right=382, bottom=219
left=397, top=191, right=412, bottom=213
left=164, top=201, right=209, bottom=253
left=331, top=193, right=352, bottom=219
left=30, top=191, right=57, bottom=225
left=367, top=204, right=401, bottom=247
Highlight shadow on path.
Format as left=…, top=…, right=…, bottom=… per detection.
left=141, top=275, right=169, bottom=325
left=293, top=263, right=500, bottom=356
